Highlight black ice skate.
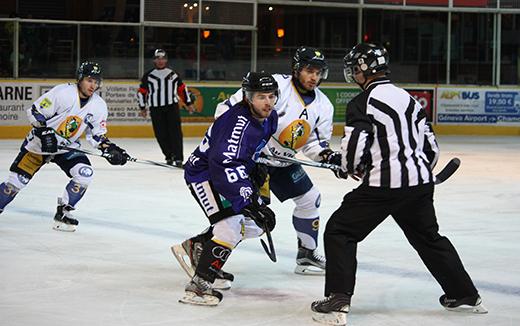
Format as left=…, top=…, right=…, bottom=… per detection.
left=295, top=244, right=326, bottom=275
left=440, top=294, right=488, bottom=314
left=179, top=275, right=223, bottom=306
left=171, top=238, right=234, bottom=290
left=53, top=198, right=78, bottom=232
left=311, top=293, right=351, bottom=326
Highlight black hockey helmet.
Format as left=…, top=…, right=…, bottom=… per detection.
left=242, top=72, right=279, bottom=103
left=292, top=46, right=329, bottom=80
left=77, top=61, right=102, bottom=84
left=343, top=43, right=389, bottom=83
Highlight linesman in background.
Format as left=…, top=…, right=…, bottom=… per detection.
left=311, top=43, right=486, bottom=326
left=137, top=49, right=195, bottom=167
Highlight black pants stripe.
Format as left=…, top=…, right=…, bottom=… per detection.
left=324, top=183, right=478, bottom=299
left=150, top=104, right=183, bottom=161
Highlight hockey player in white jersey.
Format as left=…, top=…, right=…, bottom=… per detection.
left=0, top=62, right=130, bottom=231
left=211, top=46, right=335, bottom=275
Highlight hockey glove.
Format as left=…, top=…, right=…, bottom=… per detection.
left=250, top=163, right=269, bottom=190
left=241, top=201, right=276, bottom=232
left=35, top=127, right=58, bottom=153
left=101, top=143, right=130, bottom=165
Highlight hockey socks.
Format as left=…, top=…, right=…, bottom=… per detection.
left=0, top=182, right=19, bottom=212
left=292, top=215, right=319, bottom=250
left=63, top=180, right=88, bottom=208
left=195, top=240, right=232, bottom=283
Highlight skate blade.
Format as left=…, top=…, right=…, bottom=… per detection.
left=295, top=265, right=325, bottom=276
left=213, top=278, right=232, bottom=291
left=178, top=291, right=221, bottom=306
left=52, top=221, right=77, bottom=232
left=445, top=302, right=488, bottom=314
left=311, top=311, right=347, bottom=325
left=171, top=245, right=195, bottom=278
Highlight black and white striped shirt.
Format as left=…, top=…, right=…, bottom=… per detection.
left=137, top=67, right=192, bottom=108
left=340, top=78, right=439, bottom=188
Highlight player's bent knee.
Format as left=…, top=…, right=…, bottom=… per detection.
left=293, top=186, right=321, bottom=214
left=7, top=172, right=30, bottom=191
left=69, top=163, right=94, bottom=186
left=212, top=215, right=245, bottom=248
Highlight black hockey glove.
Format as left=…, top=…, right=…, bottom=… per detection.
left=35, top=127, right=58, bottom=153
left=320, top=149, right=348, bottom=180
left=101, top=143, right=130, bottom=166
left=250, top=163, right=269, bottom=190
left=241, top=201, right=276, bottom=232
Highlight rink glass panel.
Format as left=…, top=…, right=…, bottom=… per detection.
left=143, top=27, right=198, bottom=80
left=450, top=12, right=494, bottom=85
left=200, top=30, right=252, bottom=81
left=200, top=1, right=254, bottom=26
left=362, top=10, right=448, bottom=84
left=500, top=14, right=520, bottom=85
left=0, top=22, right=14, bottom=77
left=18, top=23, right=77, bottom=78
left=256, top=5, right=358, bottom=83
left=14, top=0, right=140, bottom=22
left=80, top=25, right=139, bottom=79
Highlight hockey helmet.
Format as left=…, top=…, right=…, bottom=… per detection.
left=242, top=72, right=279, bottom=104
left=77, top=61, right=102, bottom=84
left=343, top=43, right=389, bottom=83
left=292, top=46, right=329, bottom=80
left=153, top=48, right=167, bottom=59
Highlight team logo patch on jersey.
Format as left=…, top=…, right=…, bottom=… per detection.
left=39, top=98, right=52, bottom=109
left=239, top=186, right=253, bottom=200
left=57, top=116, right=83, bottom=139
left=277, top=119, right=311, bottom=149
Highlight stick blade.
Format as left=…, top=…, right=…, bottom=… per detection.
left=435, top=158, right=461, bottom=185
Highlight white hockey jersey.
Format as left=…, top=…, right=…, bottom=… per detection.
left=25, top=83, right=108, bottom=155
left=215, top=74, right=334, bottom=164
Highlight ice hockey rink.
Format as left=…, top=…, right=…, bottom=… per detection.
left=0, top=135, right=519, bottom=326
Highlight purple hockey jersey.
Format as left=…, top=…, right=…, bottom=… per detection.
left=184, top=102, right=278, bottom=213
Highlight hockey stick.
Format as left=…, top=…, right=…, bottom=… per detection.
left=258, top=154, right=340, bottom=171
left=262, top=154, right=460, bottom=185
left=434, top=158, right=460, bottom=185
left=260, top=224, right=277, bottom=262
left=58, top=146, right=182, bottom=170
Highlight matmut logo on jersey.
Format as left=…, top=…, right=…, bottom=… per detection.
left=278, top=119, right=311, bottom=149
left=223, top=115, right=248, bottom=164
left=56, top=116, right=82, bottom=139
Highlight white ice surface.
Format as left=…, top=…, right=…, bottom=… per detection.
left=0, top=136, right=519, bottom=326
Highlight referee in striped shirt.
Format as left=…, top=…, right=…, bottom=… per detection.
left=137, top=49, right=194, bottom=167
left=311, top=43, right=485, bottom=321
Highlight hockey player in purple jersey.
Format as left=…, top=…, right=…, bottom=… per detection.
left=172, top=72, right=279, bottom=306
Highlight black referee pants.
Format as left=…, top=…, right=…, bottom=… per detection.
left=324, top=183, right=478, bottom=299
left=150, top=104, right=184, bottom=161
